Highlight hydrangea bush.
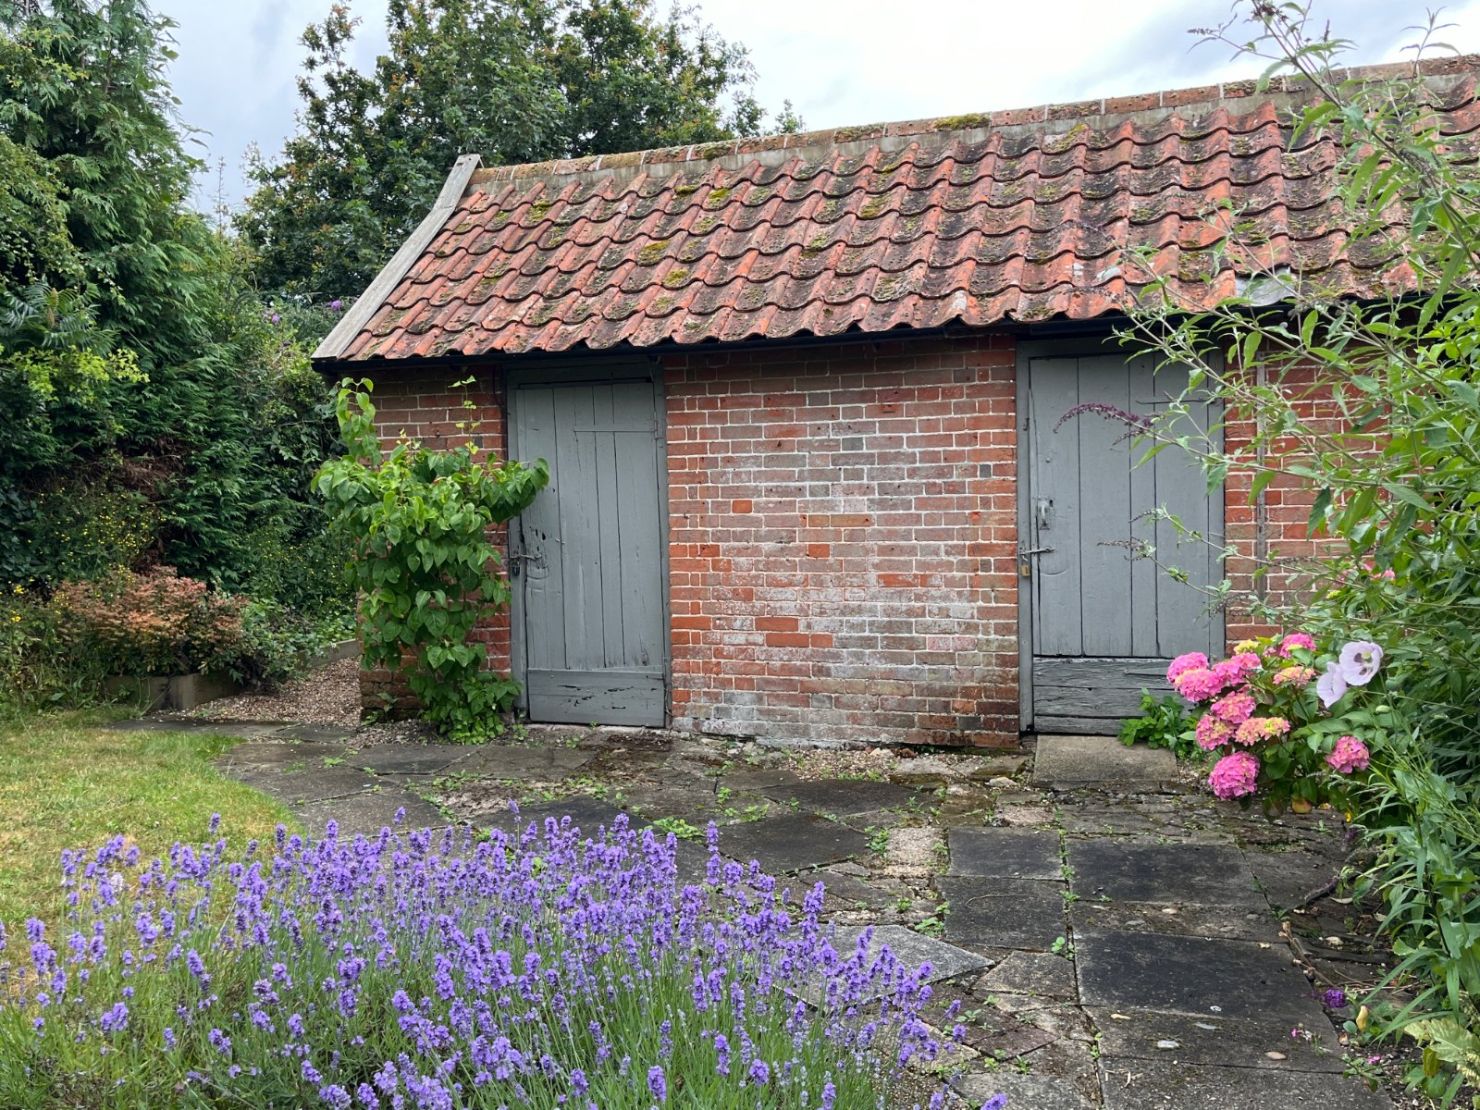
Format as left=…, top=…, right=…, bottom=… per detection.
left=0, top=814, right=1005, bottom=1110
left=1168, top=633, right=1393, bottom=813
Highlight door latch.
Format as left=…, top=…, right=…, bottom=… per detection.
left=508, top=552, right=538, bottom=577
left=1017, top=546, right=1055, bottom=578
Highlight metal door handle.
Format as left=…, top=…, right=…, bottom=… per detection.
left=1034, top=498, right=1054, bottom=530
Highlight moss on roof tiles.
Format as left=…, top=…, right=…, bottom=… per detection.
left=635, top=238, right=672, bottom=265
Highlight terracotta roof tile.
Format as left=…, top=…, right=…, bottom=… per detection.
left=326, top=58, right=1480, bottom=361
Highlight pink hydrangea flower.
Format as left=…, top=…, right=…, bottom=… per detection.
left=1211, top=691, right=1256, bottom=725
left=1195, top=714, right=1235, bottom=751
left=1167, top=652, right=1210, bottom=683
left=1209, top=751, right=1260, bottom=799
left=1272, top=665, right=1315, bottom=688
left=1171, top=666, right=1223, bottom=703
left=1326, top=735, right=1371, bottom=774
left=1277, top=633, right=1316, bottom=657
left=1230, top=652, right=1263, bottom=675
left=1233, top=716, right=1291, bottom=746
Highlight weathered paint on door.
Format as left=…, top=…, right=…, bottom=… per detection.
left=509, top=375, right=668, bottom=726
left=1025, top=354, right=1223, bottom=733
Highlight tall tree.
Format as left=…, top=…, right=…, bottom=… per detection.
left=239, top=0, right=793, bottom=298
left=0, top=0, right=343, bottom=594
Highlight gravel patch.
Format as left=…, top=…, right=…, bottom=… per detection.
left=191, top=656, right=361, bottom=727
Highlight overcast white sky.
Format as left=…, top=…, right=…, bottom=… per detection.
left=161, top=0, right=1480, bottom=211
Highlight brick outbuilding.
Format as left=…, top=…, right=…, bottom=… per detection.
left=315, top=59, right=1478, bottom=746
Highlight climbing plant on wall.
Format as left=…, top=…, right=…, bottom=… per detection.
left=316, top=379, right=548, bottom=741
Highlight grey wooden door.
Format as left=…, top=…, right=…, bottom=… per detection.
left=508, top=373, right=668, bottom=726
left=1025, top=354, right=1222, bottom=733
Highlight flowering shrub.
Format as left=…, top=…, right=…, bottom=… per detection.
left=51, top=566, right=246, bottom=676
left=0, top=816, right=1004, bottom=1110
left=1167, top=632, right=1393, bottom=813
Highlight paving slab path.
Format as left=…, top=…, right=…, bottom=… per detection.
left=113, top=717, right=1387, bottom=1108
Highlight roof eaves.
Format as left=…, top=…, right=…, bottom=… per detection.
left=313, top=152, right=483, bottom=362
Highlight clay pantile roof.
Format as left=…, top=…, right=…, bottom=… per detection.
left=316, top=57, right=1480, bottom=362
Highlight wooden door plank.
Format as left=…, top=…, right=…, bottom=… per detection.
left=517, top=386, right=566, bottom=672
left=1075, top=357, right=1133, bottom=656
left=1148, top=366, right=1219, bottom=656
left=525, top=669, right=666, bottom=726
left=1127, top=358, right=1161, bottom=657
left=555, top=386, right=602, bottom=672
left=592, top=383, right=626, bottom=669
left=1029, top=358, right=1083, bottom=655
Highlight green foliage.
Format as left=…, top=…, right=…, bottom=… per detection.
left=0, top=584, right=107, bottom=717
left=1118, top=692, right=1196, bottom=760
left=0, top=2, right=353, bottom=620
left=317, top=380, right=548, bottom=741
left=1121, top=4, right=1480, bottom=1095
left=0, top=134, right=81, bottom=291
left=239, top=0, right=793, bottom=296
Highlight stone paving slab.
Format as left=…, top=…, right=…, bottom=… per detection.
left=948, top=827, right=1063, bottom=879
left=1244, top=846, right=1342, bottom=910
left=1067, top=838, right=1264, bottom=907
left=1033, top=735, right=1178, bottom=789
left=296, top=789, right=449, bottom=837
left=807, top=870, right=906, bottom=913
left=270, top=724, right=358, bottom=743
left=349, top=744, right=468, bottom=776
left=718, top=814, right=868, bottom=873
left=1069, top=898, right=1282, bottom=943
left=1088, top=1007, right=1344, bottom=1072
left=1098, top=1060, right=1391, bottom=1109
left=1076, top=930, right=1328, bottom=1023
left=232, top=765, right=378, bottom=805
left=761, top=778, right=921, bottom=816
left=215, top=739, right=355, bottom=768
left=980, top=951, right=1078, bottom=999
left=1057, top=795, right=1232, bottom=841
left=832, top=924, right=989, bottom=990
left=482, top=797, right=638, bottom=839
left=954, top=1072, right=1095, bottom=1110
left=444, top=744, right=596, bottom=780
left=938, top=876, right=1067, bottom=952
left=716, top=767, right=802, bottom=794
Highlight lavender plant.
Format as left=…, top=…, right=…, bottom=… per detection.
left=0, top=814, right=1004, bottom=1109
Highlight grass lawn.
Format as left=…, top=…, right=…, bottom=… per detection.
left=0, top=712, right=297, bottom=925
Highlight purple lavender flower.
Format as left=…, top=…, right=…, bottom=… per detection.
left=1322, top=988, right=1347, bottom=1009
left=647, top=1064, right=667, bottom=1103
left=0, top=816, right=975, bottom=1105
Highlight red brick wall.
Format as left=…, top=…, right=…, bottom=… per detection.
left=356, top=366, right=512, bottom=715
left=659, top=336, right=1020, bottom=747
left=355, top=336, right=1331, bottom=741
left=1221, top=358, right=1347, bottom=644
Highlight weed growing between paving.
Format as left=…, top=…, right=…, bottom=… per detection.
left=0, top=813, right=1005, bottom=1109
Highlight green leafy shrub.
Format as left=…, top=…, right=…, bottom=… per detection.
left=1118, top=691, right=1195, bottom=759
left=1119, top=7, right=1480, bottom=1095
left=0, top=584, right=105, bottom=715
left=206, top=598, right=337, bottom=689
left=316, top=380, right=548, bottom=741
